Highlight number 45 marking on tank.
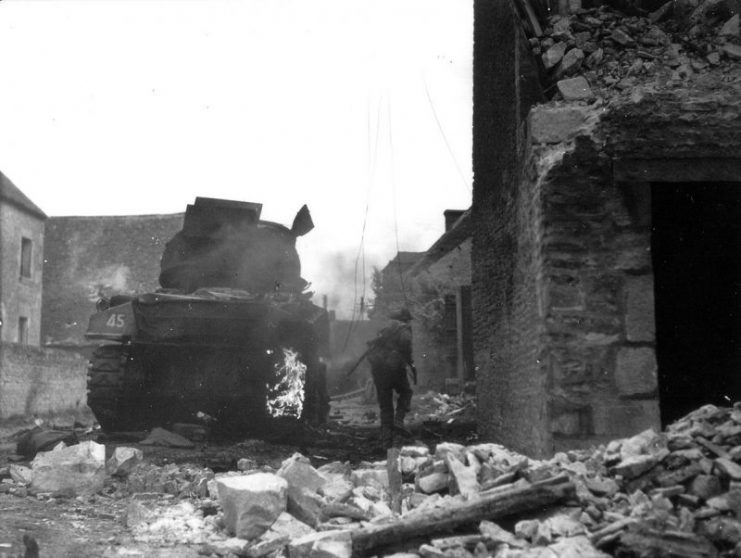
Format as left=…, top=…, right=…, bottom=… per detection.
left=106, top=314, right=126, bottom=328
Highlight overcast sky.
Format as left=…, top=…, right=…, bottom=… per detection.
left=0, top=0, right=472, bottom=318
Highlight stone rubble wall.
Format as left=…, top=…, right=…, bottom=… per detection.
left=0, top=342, right=88, bottom=419
left=525, top=78, right=741, bottom=454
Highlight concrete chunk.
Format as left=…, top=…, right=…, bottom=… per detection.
left=715, top=458, right=741, bottom=480
left=320, top=475, right=354, bottom=503
left=557, top=76, right=593, bottom=101
left=417, top=471, right=450, bottom=494
left=310, top=534, right=352, bottom=558
left=268, top=511, right=316, bottom=540
left=30, top=440, right=106, bottom=496
left=543, top=42, right=567, bottom=69
left=350, top=468, right=389, bottom=489
left=278, top=453, right=327, bottom=493
left=611, top=454, right=659, bottom=480
left=278, top=453, right=328, bottom=526
left=106, top=447, right=143, bottom=477
left=216, top=473, right=287, bottom=540
left=288, top=530, right=351, bottom=558
left=479, top=520, right=526, bottom=547
left=446, top=454, right=480, bottom=500
left=720, top=14, right=739, bottom=36
left=434, top=442, right=466, bottom=463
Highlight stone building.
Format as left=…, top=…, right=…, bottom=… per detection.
left=405, top=209, right=474, bottom=391
left=0, top=172, right=88, bottom=418
left=0, top=171, right=46, bottom=345
left=473, top=0, right=741, bottom=456
left=370, top=210, right=474, bottom=391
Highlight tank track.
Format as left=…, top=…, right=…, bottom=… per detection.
left=87, top=344, right=146, bottom=432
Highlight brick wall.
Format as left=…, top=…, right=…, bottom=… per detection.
left=0, top=342, right=88, bottom=418
left=473, top=0, right=548, bottom=456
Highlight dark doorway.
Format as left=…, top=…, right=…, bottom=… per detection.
left=652, top=182, right=741, bottom=425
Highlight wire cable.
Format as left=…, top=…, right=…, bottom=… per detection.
left=341, top=90, right=382, bottom=352
left=386, top=95, right=410, bottom=309
left=421, top=72, right=470, bottom=195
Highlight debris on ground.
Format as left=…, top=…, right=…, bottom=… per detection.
left=330, top=389, right=477, bottom=429
left=140, top=427, right=197, bottom=449
left=15, top=427, right=78, bottom=459
left=409, top=391, right=477, bottom=425
left=5, top=402, right=741, bottom=556
left=28, top=440, right=106, bottom=497
left=116, top=402, right=741, bottom=556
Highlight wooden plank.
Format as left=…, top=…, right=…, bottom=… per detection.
left=351, top=476, right=575, bottom=555
left=387, top=448, right=403, bottom=515
left=514, top=0, right=544, bottom=37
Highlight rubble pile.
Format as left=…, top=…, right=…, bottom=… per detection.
left=6, top=403, right=741, bottom=556
left=409, top=391, right=477, bottom=425
left=531, top=1, right=741, bottom=101
left=195, top=402, right=741, bottom=557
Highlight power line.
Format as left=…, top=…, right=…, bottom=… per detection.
left=386, top=95, right=410, bottom=309
left=341, top=91, right=382, bottom=352
left=421, top=73, right=470, bottom=195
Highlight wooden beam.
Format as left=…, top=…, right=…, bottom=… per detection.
left=351, top=475, right=575, bottom=555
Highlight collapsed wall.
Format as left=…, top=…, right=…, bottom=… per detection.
left=474, top=0, right=741, bottom=457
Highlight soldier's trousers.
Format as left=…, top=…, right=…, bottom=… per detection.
left=371, top=365, right=412, bottom=443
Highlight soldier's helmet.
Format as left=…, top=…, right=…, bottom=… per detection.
left=390, top=308, right=412, bottom=322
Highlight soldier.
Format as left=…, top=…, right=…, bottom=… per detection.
left=366, top=308, right=416, bottom=448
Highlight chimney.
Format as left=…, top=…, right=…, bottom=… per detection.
left=444, top=209, right=465, bottom=232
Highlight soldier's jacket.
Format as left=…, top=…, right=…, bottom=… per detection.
left=366, top=320, right=413, bottom=371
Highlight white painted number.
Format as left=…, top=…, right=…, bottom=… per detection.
left=106, top=314, right=125, bottom=328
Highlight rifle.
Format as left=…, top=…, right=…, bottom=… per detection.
left=345, top=349, right=370, bottom=378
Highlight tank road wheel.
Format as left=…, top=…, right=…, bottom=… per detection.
left=87, top=344, right=146, bottom=432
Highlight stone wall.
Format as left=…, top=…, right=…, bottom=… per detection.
left=522, top=79, right=741, bottom=454
left=0, top=343, right=88, bottom=418
left=534, top=120, right=660, bottom=452
left=41, top=213, right=184, bottom=347
left=0, top=203, right=45, bottom=345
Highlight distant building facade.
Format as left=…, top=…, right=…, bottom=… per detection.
left=0, top=172, right=47, bottom=346
left=0, top=172, right=87, bottom=419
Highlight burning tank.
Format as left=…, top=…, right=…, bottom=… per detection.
left=84, top=197, right=330, bottom=433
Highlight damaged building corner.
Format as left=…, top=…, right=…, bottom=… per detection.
left=474, top=0, right=741, bottom=457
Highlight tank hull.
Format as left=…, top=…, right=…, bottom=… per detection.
left=86, top=292, right=329, bottom=432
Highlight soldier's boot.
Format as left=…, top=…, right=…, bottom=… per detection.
left=393, top=413, right=412, bottom=438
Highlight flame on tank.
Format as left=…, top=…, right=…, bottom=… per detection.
left=266, top=348, right=306, bottom=418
